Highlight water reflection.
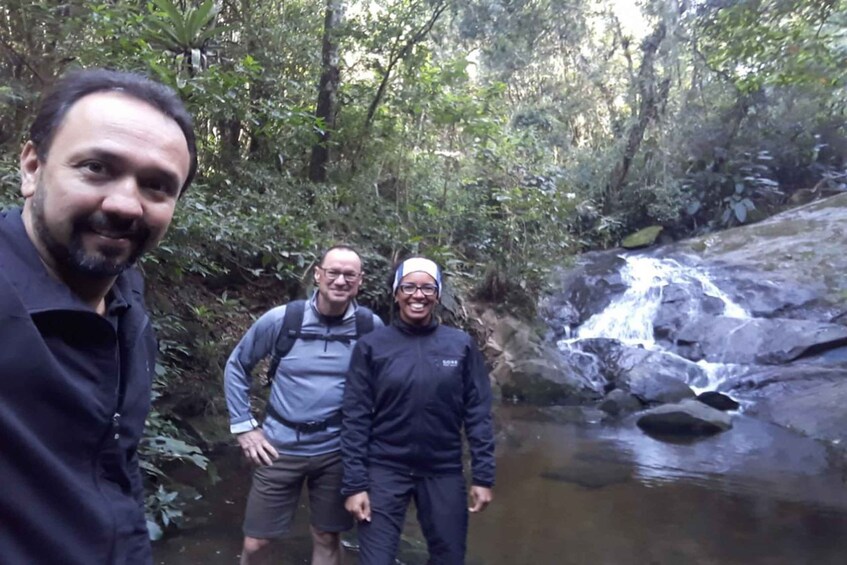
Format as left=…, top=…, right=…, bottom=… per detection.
left=595, top=415, right=847, bottom=511
left=155, top=405, right=847, bottom=564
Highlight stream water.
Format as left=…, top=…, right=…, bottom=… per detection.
left=154, top=406, right=847, bottom=565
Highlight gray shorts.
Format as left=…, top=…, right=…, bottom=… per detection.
left=242, top=450, right=353, bottom=539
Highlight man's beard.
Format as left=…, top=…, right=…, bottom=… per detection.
left=31, top=183, right=152, bottom=277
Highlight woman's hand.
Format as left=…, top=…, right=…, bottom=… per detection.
left=345, top=492, right=372, bottom=522
left=468, top=485, right=493, bottom=513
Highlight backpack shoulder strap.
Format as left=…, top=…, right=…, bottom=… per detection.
left=354, top=306, right=376, bottom=337
left=267, top=299, right=306, bottom=382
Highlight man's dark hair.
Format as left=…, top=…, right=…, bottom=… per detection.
left=318, top=244, right=362, bottom=268
left=29, top=68, right=198, bottom=195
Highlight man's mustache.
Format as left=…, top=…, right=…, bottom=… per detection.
left=80, top=213, right=150, bottom=243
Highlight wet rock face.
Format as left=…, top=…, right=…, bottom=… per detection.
left=610, top=347, right=705, bottom=395
left=744, top=379, right=847, bottom=446
left=559, top=339, right=706, bottom=402
left=702, top=265, right=826, bottom=320
left=653, top=281, right=725, bottom=341
left=670, top=193, right=847, bottom=314
left=719, top=366, right=847, bottom=445
left=572, top=339, right=706, bottom=398
left=670, top=315, right=847, bottom=364
left=542, top=251, right=627, bottom=333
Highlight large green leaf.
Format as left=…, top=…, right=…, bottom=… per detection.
left=186, top=0, right=219, bottom=37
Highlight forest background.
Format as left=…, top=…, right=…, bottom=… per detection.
left=2, top=0, right=847, bottom=537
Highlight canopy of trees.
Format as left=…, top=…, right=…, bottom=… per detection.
left=4, top=0, right=847, bottom=288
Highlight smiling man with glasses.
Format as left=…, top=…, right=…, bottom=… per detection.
left=224, top=245, right=383, bottom=565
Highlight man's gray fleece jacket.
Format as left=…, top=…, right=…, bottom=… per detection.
left=224, top=293, right=383, bottom=456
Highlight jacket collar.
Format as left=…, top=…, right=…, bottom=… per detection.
left=308, top=290, right=357, bottom=326
left=0, top=207, right=132, bottom=316
left=393, top=316, right=439, bottom=335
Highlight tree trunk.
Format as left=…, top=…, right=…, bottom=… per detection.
left=605, top=23, right=668, bottom=213
left=308, top=0, right=343, bottom=185
left=219, top=119, right=242, bottom=163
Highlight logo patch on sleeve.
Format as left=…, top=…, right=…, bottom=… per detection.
left=442, top=359, right=459, bottom=368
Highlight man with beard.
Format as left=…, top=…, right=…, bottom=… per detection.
left=0, top=68, right=196, bottom=564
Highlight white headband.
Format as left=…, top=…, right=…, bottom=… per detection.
left=392, top=257, right=442, bottom=294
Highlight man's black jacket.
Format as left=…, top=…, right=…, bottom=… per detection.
left=0, top=209, right=154, bottom=565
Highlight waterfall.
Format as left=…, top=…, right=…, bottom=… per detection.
left=575, top=256, right=748, bottom=347
left=559, top=255, right=749, bottom=393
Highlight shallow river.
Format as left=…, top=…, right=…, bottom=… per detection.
left=154, top=405, right=847, bottom=564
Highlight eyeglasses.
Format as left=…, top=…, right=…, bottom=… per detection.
left=318, top=267, right=361, bottom=282
left=398, top=283, right=438, bottom=296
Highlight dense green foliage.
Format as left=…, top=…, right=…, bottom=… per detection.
left=4, top=0, right=847, bottom=535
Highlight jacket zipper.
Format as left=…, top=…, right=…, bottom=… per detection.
left=101, top=315, right=132, bottom=564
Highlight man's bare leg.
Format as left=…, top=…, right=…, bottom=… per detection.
left=240, top=536, right=273, bottom=565
left=310, top=526, right=343, bottom=565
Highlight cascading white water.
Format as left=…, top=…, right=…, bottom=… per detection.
left=575, top=256, right=748, bottom=347
left=694, top=360, right=745, bottom=393
left=561, top=255, right=749, bottom=393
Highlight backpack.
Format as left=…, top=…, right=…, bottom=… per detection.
left=266, top=299, right=376, bottom=383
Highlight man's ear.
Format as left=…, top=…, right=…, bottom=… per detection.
left=19, top=141, right=41, bottom=199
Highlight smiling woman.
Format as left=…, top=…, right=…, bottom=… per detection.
left=395, top=272, right=439, bottom=325
left=341, top=256, right=496, bottom=565
left=392, top=256, right=442, bottom=326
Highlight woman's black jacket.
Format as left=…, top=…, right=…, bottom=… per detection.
left=341, top=318, right=495, bottom=495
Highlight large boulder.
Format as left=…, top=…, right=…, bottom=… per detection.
left=744, top=379, right=847, bottom=446
left=479, top=309, right=599, bottom=405
left=636, top=399, right=733, bottom=437
left=630, top=373, right=696, bottom=405
left=594, top=344, right=706, bottom=395
left=696, top=391, right=739, bottom=411
left=497, top=357, right=589, bottom=405
left=598, top=389, right=643, bottom=416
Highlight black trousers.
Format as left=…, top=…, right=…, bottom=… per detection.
left=357, top=465, right=468, bottom=565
